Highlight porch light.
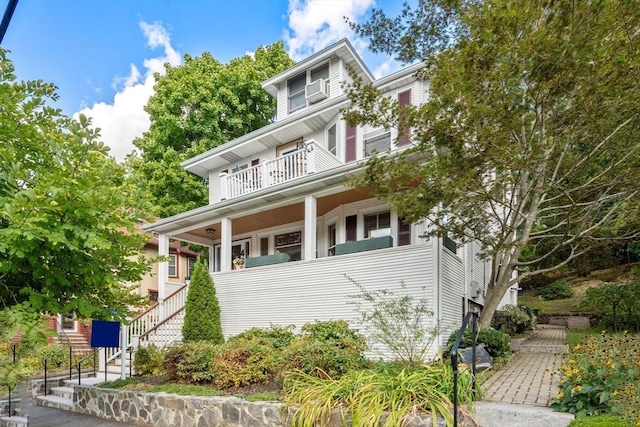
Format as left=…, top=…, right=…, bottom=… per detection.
left=205, top=228, right=215, bottom=235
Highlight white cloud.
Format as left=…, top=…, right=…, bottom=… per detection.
left=75, top=21, right=181, bottom=162
left=284, top=0, right=374, bottom=60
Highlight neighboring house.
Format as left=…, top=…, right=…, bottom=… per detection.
left=137, top=39, right=518, bottom=359
left=135, top=232, right=200, bottom=303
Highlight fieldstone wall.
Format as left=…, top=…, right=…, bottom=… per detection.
left=73, top=385, right=451, bottom=427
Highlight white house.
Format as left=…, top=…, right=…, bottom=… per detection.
left=136, top=39, right=515, bottom=359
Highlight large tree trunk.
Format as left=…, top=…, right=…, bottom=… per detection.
left=479, top=270, right=514, bottom=328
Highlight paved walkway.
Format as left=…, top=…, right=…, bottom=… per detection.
left=482, top=325, right=568, bottom=407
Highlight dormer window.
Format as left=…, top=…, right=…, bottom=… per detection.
left=287, top=63, right=331, bottom=113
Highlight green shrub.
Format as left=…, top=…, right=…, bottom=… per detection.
left=447, top=328, right=511, bottom=360
left=182, top=259, right=224, bottom=343
left=163, top=341, right=220, bottom=383
left=551, top=332, right=640, bottom=424
left=541, top=280, right=574, bottom=300
left=211, top=337, right=277, bottom=388
left=228, top=324, right=295, bottom=349
left=283, top=320, right=368, bottom=378
left=347, top=277, right=440, bottom=366
left=497, top=305, right=536, bottom=334
left=134, top=344, right=166, bottom=376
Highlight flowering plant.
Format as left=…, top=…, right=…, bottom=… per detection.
left=233, top=257, right=244, bottom=266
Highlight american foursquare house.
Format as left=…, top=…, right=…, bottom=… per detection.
left=134, top=39, right=518, bottom=360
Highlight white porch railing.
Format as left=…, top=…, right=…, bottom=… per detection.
left=219, top=139, right=342, bottom=200
left=105, top=283, right=189, bottom=364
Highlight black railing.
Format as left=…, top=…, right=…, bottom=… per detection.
left=76, top=348, right=100, bottom=385
left=5, top=344, right=16, bottom=416
left=43, top=345, right=73, bottom=396
left=450, top=310, right=479, bottom=427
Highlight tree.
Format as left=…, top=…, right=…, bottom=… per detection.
left=0, top=50, right=151, bottom=331
left=130, top=42, right=294, bottom=217
left=182, top=258, right=223, bottom=343
left=345, top=0, right=640, bottom=326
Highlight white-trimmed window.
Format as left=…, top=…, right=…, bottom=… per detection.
left=288, top=73, right=307, bottom=113
left=327, top=223, right=337, bottom=256
left=364, top=130, right=391, bottom=156
left=275, top=231, right=302, bottom=261
left=168, top=254, right=177, bottom=277
left=328, top=124, right=337, bottom=156
left=364, top=211, right=391, bottom=238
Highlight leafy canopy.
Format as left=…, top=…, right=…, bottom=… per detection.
left=0, top=49, right=151, bottom=331
left=130, top=42, right=295, bottom=217
left=345, top=0, right=640, bottom=326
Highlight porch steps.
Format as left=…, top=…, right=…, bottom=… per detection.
left=34, top=374, right=121, bottom=411
left=54, top=331, right=92, bottom=355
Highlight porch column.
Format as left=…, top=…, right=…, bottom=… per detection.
left=221, top=217, right=232, bottom=272
left=157, top=233, right=169, bottom=301
left=304, top=195, right=317, bottom=260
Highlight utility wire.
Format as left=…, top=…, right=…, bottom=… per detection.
left=0, top=0, right=19, bottom=45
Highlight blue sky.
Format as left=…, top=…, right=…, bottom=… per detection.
left=2, top=0, right=408, bottom=160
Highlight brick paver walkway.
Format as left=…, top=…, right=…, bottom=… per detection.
left=482, top=325, right=567, bottom=407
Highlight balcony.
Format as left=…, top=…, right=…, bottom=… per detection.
left=219, top=140, right=342, bottom=200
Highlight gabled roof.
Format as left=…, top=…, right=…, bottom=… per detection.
left=261, top=38, right=374, bottom=97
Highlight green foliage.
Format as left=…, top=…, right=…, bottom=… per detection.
left=345, top=0, right=640, bottom=328
left=447, top=328, right=511, bottom=360
left=228, top=324, right=295, bottom=349
left=541, top=281, right=575, bottom=301
left=580, top=282, right=640, bottom=332
left=130, top=42, right=294, bottom=216
left=163, top=341, right=220, bottom=383
left=551, top=332, right=640, bottom=424
left=182, top=259, right=223, bottom=343
left=283, top=320, right=368, bottom=379
left=283, top=362, right=476, bottom=426
left=567, top=415, right=628, bottom=427
left=0, top=49, right=151, bottom=320
left=211, top=337, right=277, bottom=388
left=133, top=344, right=166, bottom=376
left=496, top=305, right=536, bottom=335
left=347, top=277, right=440, bottom=367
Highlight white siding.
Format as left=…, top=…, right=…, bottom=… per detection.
left=329, top=57, right=341, bottom=98
left=441, top=249, right=464, bottom=343
left=276, top=82, right=287, bottom=121
left=213, top=245, right=439, bottom=360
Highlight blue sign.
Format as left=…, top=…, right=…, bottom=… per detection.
left=91, top=320, right=120, bottom=348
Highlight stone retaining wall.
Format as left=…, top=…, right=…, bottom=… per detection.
left=72, top=385, right=450, bottom=427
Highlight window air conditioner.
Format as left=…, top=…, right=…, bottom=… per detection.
left=305, top=79, right=328, bottom=103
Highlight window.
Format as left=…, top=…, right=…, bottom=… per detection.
left=397, top=217, right=411, bottom=246
left=397, top=89, right=412, bottom=147
left=345, top=215, right=357, bottom=242
left=345, top=125, right=357, bottom=162
left=328, top=223, right=337, bottom=256
left=260, top=237, right=269, bottom=256
left=364, top=211, right=391, bottom=238
left=148, top=290, right=158, bottom=303
left=288, top=72, right=306, bottom=113
left=275, top=231, right=302, bottom=261
left=187, top=258, right=197, bottom=278
left=310, top=63, right=329, bottom=84
left=168, top=254, right=177, bottom=277
left=328, top=124, right=337, bottom=156
left=364, top=132, right=391, bottom=156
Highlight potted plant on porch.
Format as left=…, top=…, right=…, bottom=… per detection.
left=233, top=257, right=244, bottom=270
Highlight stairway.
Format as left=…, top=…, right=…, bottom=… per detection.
left=35, top=375, right=121, bottom=411
left=54, top=331, right=92, bottom=355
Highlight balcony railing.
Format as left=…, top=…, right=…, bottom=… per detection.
left=219, top=139, right=342, bottom=200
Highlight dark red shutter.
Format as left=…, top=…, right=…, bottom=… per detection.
left=397, top=89, right=411, bottom=147
left=345, top=125, right=357, bottom=162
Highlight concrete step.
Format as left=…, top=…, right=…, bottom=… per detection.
left=0, top=415, right=28, bottom=427
left=35, top=394, right=72, bottom=411
left=50, top=386, right=74, bottom=400
left=520, top=344, right=569, bottom=354
left=474, top=402, right=574, bottom=427
left=63, top=373, right=121, bottom=387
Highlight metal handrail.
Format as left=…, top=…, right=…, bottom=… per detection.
left=76, top=347, right=101, bottom=385
left=42, top=346, right=73, bottom=396
left=450, top=310, right=479, bottom=427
